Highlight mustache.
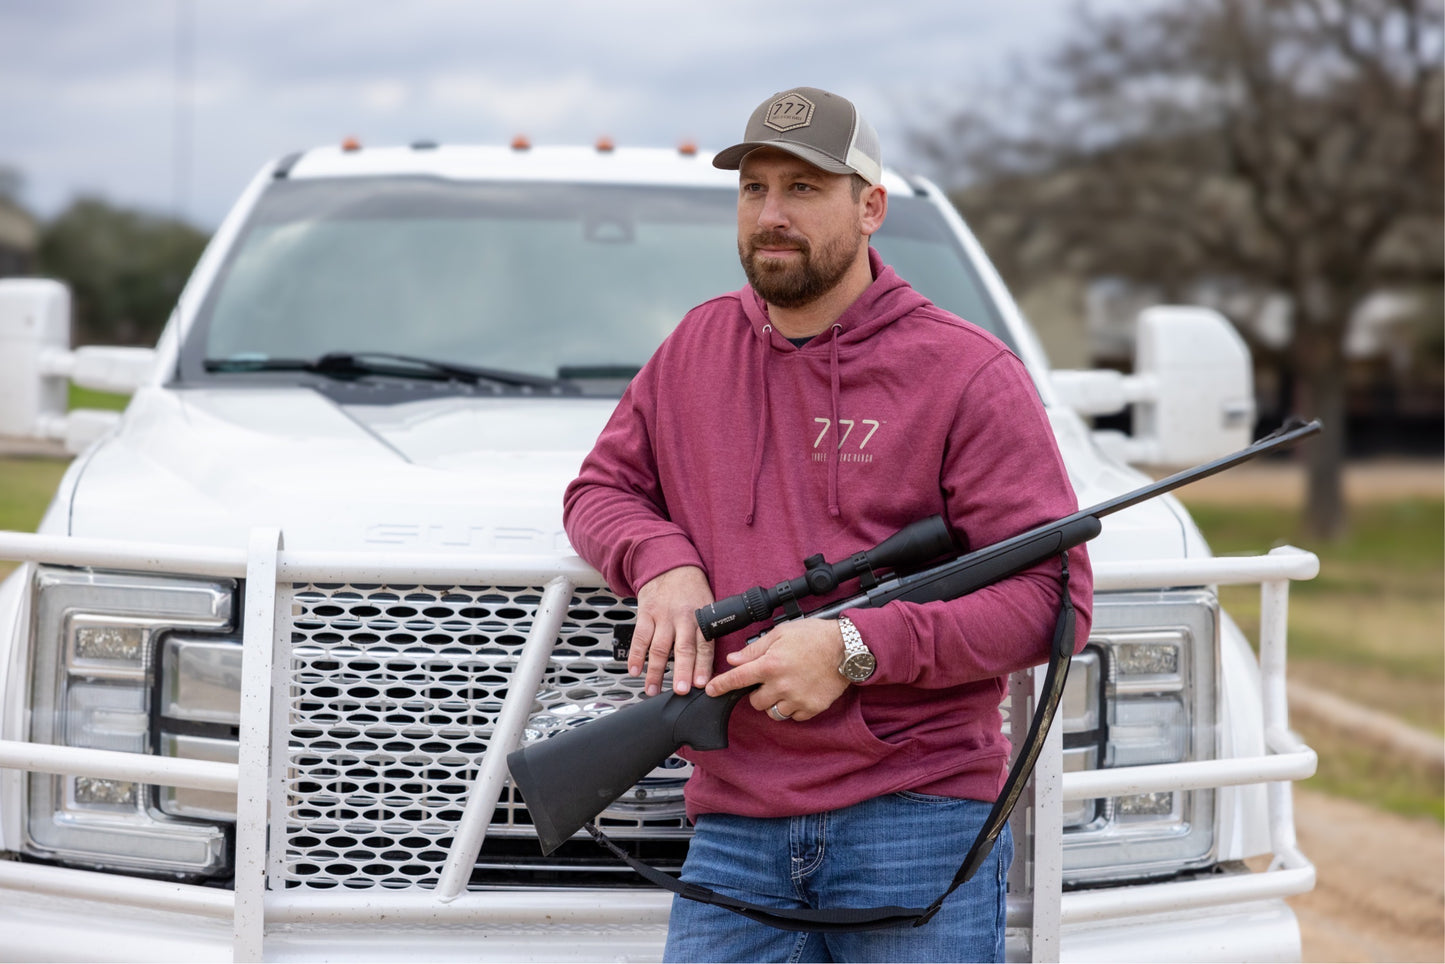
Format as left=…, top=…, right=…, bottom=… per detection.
left=747, top=231, right=810, bottom=253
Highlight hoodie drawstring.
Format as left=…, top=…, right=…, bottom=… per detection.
left=746, top=322, right=846, bottom=524
left=827, top=324, right=843, bottom=518
left=744, top=324, right=773, bottom=526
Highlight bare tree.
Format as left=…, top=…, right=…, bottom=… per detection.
left=915, top=0, right=1443, bottom=538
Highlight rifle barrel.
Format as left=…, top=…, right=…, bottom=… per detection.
left=803, top=418, right=1321, bottom=624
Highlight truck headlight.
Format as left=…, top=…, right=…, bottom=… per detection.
left=1059, top=589, right=1218, bottom=883
left=26, top=567, right=238, bottom=876
left=156, top=635, right=243, bottom=821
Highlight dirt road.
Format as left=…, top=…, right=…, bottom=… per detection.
left=1292, top=789, right=1444, bottom=963
left=1187, top=458, right=1444, bottom=962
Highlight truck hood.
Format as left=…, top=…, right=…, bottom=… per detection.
left=60, top=387, right=612, bottom=555
left=57, top=387, right=1194, bottom=564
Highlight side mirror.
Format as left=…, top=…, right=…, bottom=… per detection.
left=0, top=279, right=69, bottom=440
left=0, top=279, right=158, bottom=453
left=1051, top=306, right=1256, bottom=467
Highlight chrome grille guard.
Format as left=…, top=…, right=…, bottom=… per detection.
left=0, top=530, right=1317, bottom=961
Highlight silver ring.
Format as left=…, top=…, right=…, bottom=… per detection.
left=767, top=703, right=791, bottom=722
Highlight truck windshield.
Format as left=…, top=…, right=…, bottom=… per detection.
left=181, top=176, right=1009, bottom=398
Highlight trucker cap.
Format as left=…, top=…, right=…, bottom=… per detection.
left=712, top=87, right=882, bottom=185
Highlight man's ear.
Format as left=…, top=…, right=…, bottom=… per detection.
left=859, top=184, right=888, bottom=237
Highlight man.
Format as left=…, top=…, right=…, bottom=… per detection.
left=562, top=86, right=1092, bottom=962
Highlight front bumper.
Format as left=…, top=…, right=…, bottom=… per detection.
left=0, top=870, right=1301, bottom=963
left=0, top=867, right=672, bottom=963
left=1058, top=900, right=1301, bottom=962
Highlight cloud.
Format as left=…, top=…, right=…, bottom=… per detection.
left=427, top=71, right=607, bottom=133
left=0, top=0, right=1096, bottom=227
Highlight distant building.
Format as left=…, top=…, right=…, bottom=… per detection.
left=0, top=196, right=38, bottom=277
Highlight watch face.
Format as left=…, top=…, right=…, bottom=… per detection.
left=843, top=651, right=876, bottom=682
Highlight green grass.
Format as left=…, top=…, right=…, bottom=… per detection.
left=1188, top=500, right=1445, bottom=708
left=1309, top=739, right=1444, bottom=823
left=0, top=387, right=126, bottom=577
left=1185, top=497, right=1445, bottom=822
left=0, top=457, right=71, bottom=581
left=0, top=458, right=70, bottom=533
left=68, top=384, right=131, bottom=412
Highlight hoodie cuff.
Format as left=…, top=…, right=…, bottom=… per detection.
left=624, top=532, right=707, bottom=597
left=841, top=605, right=916, bottom=686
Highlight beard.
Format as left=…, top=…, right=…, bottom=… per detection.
left=738, top=225, right=862, bottom=309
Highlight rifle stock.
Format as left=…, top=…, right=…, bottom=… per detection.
left=508, top=686, right=750, bottom=855
left=507, top=418, right=1322, bottom=857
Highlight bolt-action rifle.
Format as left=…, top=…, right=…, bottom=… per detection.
left=507, top=418, right=1321, bottom=932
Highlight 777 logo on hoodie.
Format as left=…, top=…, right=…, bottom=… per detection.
left=811, top=417, right=883, bottom=463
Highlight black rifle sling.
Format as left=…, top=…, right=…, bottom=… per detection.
left=915, top=550, right=1076, bottom=926
left=583, top=553, right=1076, bottom=934
left=583, top=824, right=923, bottom=933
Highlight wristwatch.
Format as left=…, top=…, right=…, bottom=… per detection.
left=836, top=616, right=876, bottom=683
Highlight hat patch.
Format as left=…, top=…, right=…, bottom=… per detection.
left=764, top=93, right=815, bottom=133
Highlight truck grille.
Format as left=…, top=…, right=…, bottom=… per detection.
left=283, top=581, right=688, bottom=891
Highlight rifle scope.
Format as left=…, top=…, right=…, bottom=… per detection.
left=695, top=515, right=956, bottom=640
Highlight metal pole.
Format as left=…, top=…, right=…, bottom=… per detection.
left=434, top=575, right=575, bottom=900
left=232, top=528, right=281, bottom=962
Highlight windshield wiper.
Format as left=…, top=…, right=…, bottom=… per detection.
left=205, top=352, right=580, bottom=393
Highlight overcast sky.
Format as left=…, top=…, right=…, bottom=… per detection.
left=0, top=0, right=1106, bottom=229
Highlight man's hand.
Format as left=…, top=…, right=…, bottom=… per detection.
left=632, top=566, right=714, bottom=696
left=704, top=618, right=850, bottom=722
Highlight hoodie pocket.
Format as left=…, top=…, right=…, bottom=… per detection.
left=838, top=687, right=912, bottom=761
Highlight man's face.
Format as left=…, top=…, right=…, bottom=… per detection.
left=736, top=149, right=870, bottom=309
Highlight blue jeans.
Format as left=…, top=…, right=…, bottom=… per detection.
left=664, top=793, right=1012, bottom=963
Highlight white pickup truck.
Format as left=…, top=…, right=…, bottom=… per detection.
left=0, top=142, right=1319, bottom=962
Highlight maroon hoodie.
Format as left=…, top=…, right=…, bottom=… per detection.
left=563, top=249, right=1092, bottom=820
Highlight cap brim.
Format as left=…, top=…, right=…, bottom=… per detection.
left=712, top=140, right=854, bottom=176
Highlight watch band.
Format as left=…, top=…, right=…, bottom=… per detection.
left=837, top=615, right=875, bottom=683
